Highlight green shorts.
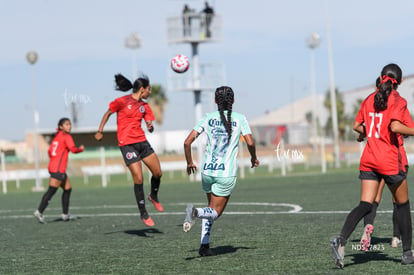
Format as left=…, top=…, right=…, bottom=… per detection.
left=201, top=174, right=237, bottom=197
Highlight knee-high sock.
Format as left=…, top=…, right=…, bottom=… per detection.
left=201, top=218, right=214, bottom=245
left=61, top=188, right=72, bottom=215
left=392, top=203, right=401, bottom=238
left=150, top=176, right=161, bottom=200
left=195, top=207, right=218, bottom=221
left=364, top=201, right=379, bottom=226
left=38, top=186, right=58, bottom=213
left=134, top=184, right=147, bottom=216
left=340, top=201, right=372, bottom=241
left=396, top=201, right=412, bottom=252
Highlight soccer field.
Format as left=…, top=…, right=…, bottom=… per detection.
left=1, top=166, right=414, bottom=274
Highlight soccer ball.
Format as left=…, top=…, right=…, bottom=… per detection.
left=171, top=54, right=190, bottom=73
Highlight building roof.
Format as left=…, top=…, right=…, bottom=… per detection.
left=250, top=94, right=326, bottom=126
left=250, top=74, right=414, bottom=127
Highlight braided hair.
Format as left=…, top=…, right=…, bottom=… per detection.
left=374, top=64, right=402, bottom=112
left=114, top=74, right=150, bottom=93
left=215, top=86, right=234, bottom=142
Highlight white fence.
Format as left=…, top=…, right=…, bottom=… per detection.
left=0, top=168, right=49, bottom=194
left=1, top=149, right=311, bottom=194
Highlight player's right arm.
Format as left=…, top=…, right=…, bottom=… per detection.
left=184, top=129, right=199, bottom=175
left=390, top=120, right=414, bottom=136
left=95, top=109, right=113, bottom=141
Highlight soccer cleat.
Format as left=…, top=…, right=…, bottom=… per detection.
left=199, top=243, right=214, bottom=257
left=401, top=250, right=414, bottom=265
left=183, top=204, right=197, bottom=232
left=148, top=194, right=163, bottom=212
left=34, top=210, right=46, bottom=224
left=360, top=224, right=374, bottom=251
left=391, top=236, right=402, bottom=248
left=62, top=214, right=77, bottom=221
left=141, top=214, right=155, bottom=227
left=330, top=236, right=345, bottom=269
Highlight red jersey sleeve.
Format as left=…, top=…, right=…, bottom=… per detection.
left=402, top=108, right=414, bottom=127
left=144, top=103, right=155, bottom=122
left=390, top=95, right=406, bottom=120
left=355, top=99, right=366, bottom=124
left=65, top=134, right=83, bottom=153
left=109, top=97, right=123, bottom=113
left=395, top=96, right=414, bottom=127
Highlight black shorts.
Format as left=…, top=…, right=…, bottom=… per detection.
left=120, top=141, right=154, bottom=166
left=359, top=166, right=408, bottom=186
left=49, top=172, right=67, bottom=182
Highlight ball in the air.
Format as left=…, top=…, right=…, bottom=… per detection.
left=171, top=54, right=190, bottom=73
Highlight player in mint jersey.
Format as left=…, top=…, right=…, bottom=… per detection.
left=183, top=86, right=259, bottom=256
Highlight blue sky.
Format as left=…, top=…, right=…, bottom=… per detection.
left=1, top=0, right=414, bottom=141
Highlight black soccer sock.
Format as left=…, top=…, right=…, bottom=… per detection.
left=396, top=201, right=412, bottom=252
left=340, top=201, right=372, bottom=240
left=38, top=186, right=58, bottom=213
left=364, top=201, right=379, bottom=226
left=134, top=184, right=147, bottom=217
left=392, top=202, right=401, bottom=238
left=150, top=176, right=161, bottom=201
left=62, top=188, right=72, bottom=215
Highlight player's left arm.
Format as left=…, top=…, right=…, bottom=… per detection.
left=240, top=115, right=259, bottom=168
left=66, top=135, right=84, bottom=153
left=145, top=120, right=154, bottom=133
left=144, top=104, right=155, bottom=133
left=243, top=134, right=259, bottom=168
left=353, top=121, right=365, bottom=136
left=356, top=124, right=366, bottom=142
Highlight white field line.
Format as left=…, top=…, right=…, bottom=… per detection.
left=0, top=202, right=398, bottom=219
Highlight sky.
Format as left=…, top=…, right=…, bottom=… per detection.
left=1, top=0, right=414, bottom=141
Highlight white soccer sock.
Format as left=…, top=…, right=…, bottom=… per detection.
left=201, top=218, right=214, bottom=245
left=195, top=207, right=218, bottom=221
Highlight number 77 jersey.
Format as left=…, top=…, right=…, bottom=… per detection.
left=355, top=90, right=414, bottom=175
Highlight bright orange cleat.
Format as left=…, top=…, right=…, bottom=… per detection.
left=148, top=194, right=164, bottom=212
left=141, top=215, right=155, bottom=227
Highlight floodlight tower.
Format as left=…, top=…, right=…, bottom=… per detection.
left=306, top=33, right=320, bottom=155
left=125, top=32, right=141, bottom=79
left=26, top=51, right=44, bottom=192
left=166, top=9, right=223, bottom=177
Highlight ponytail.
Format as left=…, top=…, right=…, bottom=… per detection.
left=374, top=78, right=393, bottom=111
left=114, top=74, right=133, bottom=92
left=374, top=64, right=402, bottom=112
left=114, top=74, right=150, bottom=93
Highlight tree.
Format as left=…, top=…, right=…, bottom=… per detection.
left=147, top=84, right=168, bottom=125
left=343, top=98, right=364, bottom=141
left=323, top=87, right=347, bottom=140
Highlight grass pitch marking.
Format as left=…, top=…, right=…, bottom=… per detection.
left=0, top=203, right=399, bottom=219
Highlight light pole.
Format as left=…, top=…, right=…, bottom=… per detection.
left=306, top=32, right=320, bottom=155
left=125, top=32, right=141, bottom=79
left=26, top=51, right=43, bottom=192
left=324, top=0, right=341, bottom=168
